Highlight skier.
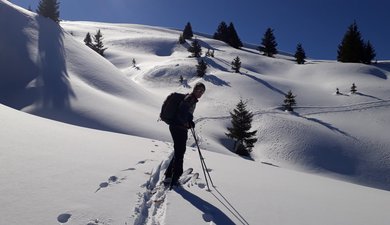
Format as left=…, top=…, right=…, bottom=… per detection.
left=164, top=82, right=206, bottom=187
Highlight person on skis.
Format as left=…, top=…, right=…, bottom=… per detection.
left=164, top=82, right=206, bottom=187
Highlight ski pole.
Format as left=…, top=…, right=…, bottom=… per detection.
left=191, top=128, right=211, bottom=191
left=191, top=127, right=215, bottom=187
left=190, top=128, right=215, bottom=188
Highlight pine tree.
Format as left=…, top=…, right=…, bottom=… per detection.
left=362, top=40, right=376, bottom=64
left=188, top=39, right=202, bottom=57
left=350, top=83, right=357, bottom=94
left=260, top=28, right=278, bottom=57
left=183, top=22, right=193, bottom=40
left=213, top=21, right=229, bottom=43
left=226, top=99, right=258, bottom=156
left=294, top=43, right=306, bottom=64
left=337, top=21, right=365, bottom=63
left=213, top=21, right=242, bottom=49
left=231, top=56, right=241, bottom=73
left=83, top=32, right=93, bottom=48
left=178, top=34, right=185, bottom=44
left=196, top=59, right=207, bottom=77
left=227, top=22, right=243, bottom=49
left=92, top=29, right=107, bottom=56
left=36, top=0, right=60, bottom=23
left=283, top=90, right=296, bottom=111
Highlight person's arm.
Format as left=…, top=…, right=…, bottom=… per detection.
left=176, top=97, right=195, bottom=127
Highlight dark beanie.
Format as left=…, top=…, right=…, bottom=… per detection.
left=194, top=82, right=206, bottom=91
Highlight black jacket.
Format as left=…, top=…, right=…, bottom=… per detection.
left=173, top=94, right=198, bottom=128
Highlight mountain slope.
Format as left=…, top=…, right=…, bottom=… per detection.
left=0, top=0, right=168, bottom=139
left=2, top=0, right=390, bottom=191
left=1, top=1, right=390, bottom=224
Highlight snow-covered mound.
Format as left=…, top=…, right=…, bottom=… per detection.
left=0, top=0, right=168, bottom=140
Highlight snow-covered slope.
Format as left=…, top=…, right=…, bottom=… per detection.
left=1, top=1, right=390, bottom=224
left=2, top=103, right=390, bottom=225
left=0, top=0, right=168, bottom=140
left=61, top=19, right=390, bottom=190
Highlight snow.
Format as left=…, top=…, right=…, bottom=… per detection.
left=1, top=1, right=390, bottom=224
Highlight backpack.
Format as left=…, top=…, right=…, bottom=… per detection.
left=160, top=92, right=186, bottom=125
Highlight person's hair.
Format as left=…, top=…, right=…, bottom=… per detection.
left=193, top=82, right=206, bottom=91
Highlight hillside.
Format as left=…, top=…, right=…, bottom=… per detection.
left=1, top=1, right=390, bottom=224
left=61, top=20, right=390, bottom=190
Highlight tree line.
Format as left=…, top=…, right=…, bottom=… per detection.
left=34, top=0, right=376, bottom=64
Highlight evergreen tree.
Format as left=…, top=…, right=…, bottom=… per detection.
left=182, top=22, right=193, bottom=40
left=231, top=56, right=241, bottom=73
left=350, top=83, right=357, bottom=94
left=178, top=34, right=185, bottom=44
left=337, top=21, right=365, bottom=63
left=92, top=29, right=107, bottom=56
left=227, top=22, right=243, bottom=49
left=362, top=40, right=376, bottom=64
left=188, top=39, right=202, bottom=57
left=36, top=0, right=60, bottom=23
left=260, top=27, right=278, bottom=57
left=213, top=21, right=242, bottom=49
left=294, top=43, right=306, bottom=64
left=83, top=32, right=93, bottom=48
left=226, top=99, right=258, bottom=156
left=213, top=21, right=229, bottom=43
left=196, top=59, right=207, bottom=77
left=283, top=90, right=296, bottom=111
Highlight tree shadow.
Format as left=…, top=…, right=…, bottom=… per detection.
left=203, top=74, right=230, bottom=87
left=299, top=115, right=356, bottom=140
left=242, top=73, right=286, bottom=96
left=355, top=92, right=383, bottom=101
left=0, top=4, right=39, bottom=107
left=36, top=16, right=74, bottom=109
left=204, top=57, right=230, bottom=72
left=174, top=188, right=236, bottom=225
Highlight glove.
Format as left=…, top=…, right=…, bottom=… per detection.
left=189, top=121, right=195, bottom=129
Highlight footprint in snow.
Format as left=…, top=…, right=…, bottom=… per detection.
left=95, top=182, right=109, bottom=192
left=202, top=213, right=214, bottom=223
left=57, top=213, right=71, bottom=223
left=137, top=159, right=152, bottom=165
left=198, top=183, right=207, bottom=189
left=95, top=176, right=122, bottom=192
left=108, top=176, right=118, bottom=183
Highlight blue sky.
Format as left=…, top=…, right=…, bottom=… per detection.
left=10, top=0, right=390, bottom=60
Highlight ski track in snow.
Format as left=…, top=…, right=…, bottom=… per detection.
left=191, top=99, right=390, bottom=149
left=133, top=155, right=202, bottom=225
left=133, top=156, right=170, bottom=225
left=194, top=99, right=390, bottom=123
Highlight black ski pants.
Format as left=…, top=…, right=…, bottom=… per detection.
left=165, top=125, right=188, bottom=181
